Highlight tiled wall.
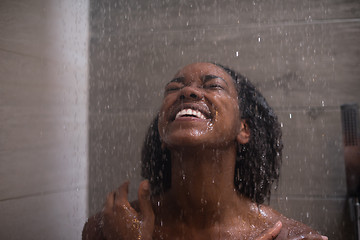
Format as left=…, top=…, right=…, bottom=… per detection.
left=88, top=1, right=360, bottom=239
left=0, top=0, right=89, bottom=239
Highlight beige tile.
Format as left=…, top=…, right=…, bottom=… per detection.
left=0, top=1, right=88, bottom=239
left=0, top=0, right=88, bottom=67
left=0, top=49, right=87, bottom=200
left=0, top=50, right=87, bottom=110
left=0, top=189, right=87, bottom=240
left=0, top=0, right=46, bottom=56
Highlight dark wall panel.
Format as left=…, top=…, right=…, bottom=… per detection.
left=89, top=1, right=360, bottom=239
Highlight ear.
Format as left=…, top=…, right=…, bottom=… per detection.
left=237, top=119, right=250, bottom=144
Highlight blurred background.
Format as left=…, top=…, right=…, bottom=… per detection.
left=1, top=0, right=359, bottom=239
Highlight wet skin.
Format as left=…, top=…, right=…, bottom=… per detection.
left=82, top=63, right=326, bottom=240
left=158, top=62, right=244, bottom=149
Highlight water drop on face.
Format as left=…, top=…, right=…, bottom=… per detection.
left=236, top=51, right=239, bottom=57
left=289, top=113, right=292, bottom=119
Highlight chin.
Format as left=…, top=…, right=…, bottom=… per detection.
left=164, top=132, right=210, bottom=148
left=165, top=135, right=233, bottom=151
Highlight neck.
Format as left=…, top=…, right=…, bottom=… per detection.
left=157, top=143, right=251, bottom=228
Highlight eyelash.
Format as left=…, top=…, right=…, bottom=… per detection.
left=166, top=88, right=178, bottom=93
left=165, top=83, right=224, bottom=92
left=204, top=84, right=224, bottom=90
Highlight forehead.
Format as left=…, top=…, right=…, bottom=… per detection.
left=174, top=62, right=232, bottom=81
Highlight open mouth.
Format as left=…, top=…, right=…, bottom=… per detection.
left=175, top=108, right=207, bottom=120
left=170, top=103, right=212, bottom=121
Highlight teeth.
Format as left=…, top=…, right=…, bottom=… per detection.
left=175, top=108, right=206, bottom=119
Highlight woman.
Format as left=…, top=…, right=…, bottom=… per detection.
left=83, top=62, right=327, bottom=240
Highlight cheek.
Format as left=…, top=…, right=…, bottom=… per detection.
left=219, top=99, right=241, bottom=131
left=221, top=97, right=240, bottom=117
left=159, top=95, right=173, bottom=117
left=157, top=111, right=167, bottom=140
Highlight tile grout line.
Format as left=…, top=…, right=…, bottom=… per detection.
left=0, top=185, right=87, bottom=202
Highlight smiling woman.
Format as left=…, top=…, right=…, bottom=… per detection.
left=82, top=63, right=327, bottom=240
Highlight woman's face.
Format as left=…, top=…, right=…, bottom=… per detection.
left=158, top=62, right=242, bottom=149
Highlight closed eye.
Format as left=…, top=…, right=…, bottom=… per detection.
left=204, top=83, right=224, bottom=90
left=165, top=82, right=183, bottom=93
left=202, top=75, right=228, bottom=90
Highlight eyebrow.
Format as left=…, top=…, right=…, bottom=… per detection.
left=167, top=75, right=228, bottom=86
left=202, top=74, right=228, bottom=86
left=167, top=77, right=185, bottom=85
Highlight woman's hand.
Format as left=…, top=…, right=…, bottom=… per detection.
left=102, top=180, right=155, bottom=240
left=254, top=221, right=328, bottom=240
left=255, top=221, right=282, bottom=240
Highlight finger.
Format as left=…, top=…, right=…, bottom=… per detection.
left=103, top=191, right=115, bottom=214
left=117, top=181, right=130, bottom=199
left=138, top=180, right=155, bottom=223
left=115, top=181, right=131, bottom=207
left=257, top=221, right=282, bottom=240
left=321, top=236, right=328, bottom=240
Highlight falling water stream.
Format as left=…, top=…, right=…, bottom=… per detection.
left=1, top=0, right=360, bottom=239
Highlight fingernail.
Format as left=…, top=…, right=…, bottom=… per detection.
left=143, top=180, right=149, bottom=191
left=276, top=221, right=282, bottom=227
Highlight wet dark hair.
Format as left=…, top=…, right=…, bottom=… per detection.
left=141, top=63, right=283, bottom=204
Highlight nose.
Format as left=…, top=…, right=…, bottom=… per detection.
left=179, top=86, right=203, bottom=100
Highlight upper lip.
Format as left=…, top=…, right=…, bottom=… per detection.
left=169, top=102, right=212, bottom=121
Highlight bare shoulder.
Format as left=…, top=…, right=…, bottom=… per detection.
left=258, top=205, right=324, bottom=240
